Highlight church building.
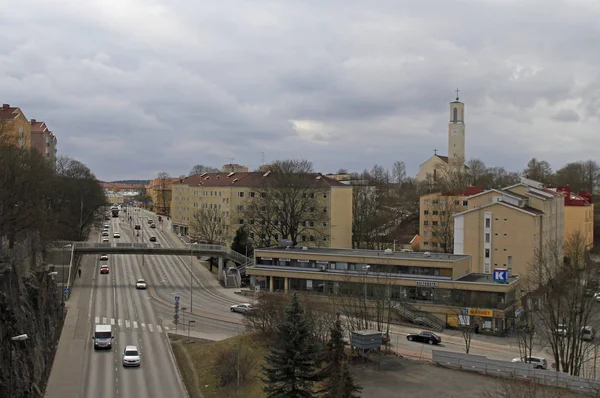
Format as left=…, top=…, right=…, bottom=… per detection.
left=416, top=94, right=466, bottom=182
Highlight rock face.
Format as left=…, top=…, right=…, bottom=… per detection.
left=0, top=253, right=63, bottom=397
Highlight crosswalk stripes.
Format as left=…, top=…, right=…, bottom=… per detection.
left=93, top=317, right=169, bottom=334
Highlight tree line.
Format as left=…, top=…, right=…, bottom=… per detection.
left=0, top=137, right=106, bottom=249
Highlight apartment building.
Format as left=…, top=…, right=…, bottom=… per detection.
left=147, top=177, right=180, bottom=215
left=247, top=247, right=520, bottom=334
left=548, top=186, right=594, bottom=248
left=453, top=178, right=564, bottom=277
left=0, top=103, right=31, bottom=149
left=171, top=170, right=353, bottom=248
left=30, top=119, right=57, bottom=167
left=419, top=187, right=484, bottom=252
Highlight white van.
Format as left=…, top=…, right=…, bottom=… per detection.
left=582, top=326, right=595, bottom=341
left=93, top=324, right=114, bottom=350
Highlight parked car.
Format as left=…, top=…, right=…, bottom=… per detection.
left=136, top=279, right=147, bottom=290
left=406, top=332, right=442, bottom=345
left=100, top=254, right=109, bottom=261
left=230, top=303, right=252, bottom=314
left=582, top=326, right=595, bottom=341
left=149, top=236, right=157, bottom=242
left=512, top=356, right=548, bottom=369
left=122, top=345, right=141, bottom=367
left=100, top=265, right=109, bottom=274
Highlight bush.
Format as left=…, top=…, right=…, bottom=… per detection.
left=244, top=293, right=288, bottom=337
left=213, top=344, right=256, bottom=387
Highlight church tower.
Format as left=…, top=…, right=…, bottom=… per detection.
left=448, top=91, right=465, bottom=163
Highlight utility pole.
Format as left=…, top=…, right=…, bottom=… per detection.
left=190, top=246, right=194, bottom=312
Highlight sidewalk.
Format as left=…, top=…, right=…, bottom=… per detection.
left=44, top=252, right=92, bottom=398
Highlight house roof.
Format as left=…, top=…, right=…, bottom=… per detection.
left=453, top=200, right=545, bottom=218
left=177, top=172, right=348, bottom=188
left=147, top=177, right=180, bottom=190
left=0, top=104, right=20, bottom=120
left=30, top=119, right=49, bottom=132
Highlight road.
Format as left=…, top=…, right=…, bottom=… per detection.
left=79, top=209, right=248, bottom=398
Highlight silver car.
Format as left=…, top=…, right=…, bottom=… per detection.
left=230, top=303, right=252, bottom=314
left=122, top=345, right=140, bottom=367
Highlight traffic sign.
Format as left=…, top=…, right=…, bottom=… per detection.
left=174, top=295, right=180, bottom=302
left=174, top=314, right=179, bottom=320
left=64, top=287, right=70, bottom=294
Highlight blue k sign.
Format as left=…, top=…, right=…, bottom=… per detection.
left=493, top=268, right=508, bottom=283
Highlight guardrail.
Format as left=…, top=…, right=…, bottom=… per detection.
left=432, top=350, right=600, bottom=395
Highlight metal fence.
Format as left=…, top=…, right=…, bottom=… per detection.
left=432, top=350, right=600, bottom=395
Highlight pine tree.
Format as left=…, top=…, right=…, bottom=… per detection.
left=262, top=293, right=319, bottom=398
left=231, top=226, right=252, bottom=257
left=318, top=318, right=362, bottom=398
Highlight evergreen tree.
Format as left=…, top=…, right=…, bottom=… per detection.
left=231, top=226, right=253, bottom=257
left=262, top=293, right=319, bottom=398
left=318, top=318, right=362, bottom=398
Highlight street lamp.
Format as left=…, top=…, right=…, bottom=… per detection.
left=10, top=334, right=28, bottom=396
left=190, top=245, right=194, bottom=313
left=188, top=320, right=195, bottom=340
left=364, top=265, right=370, bottom=329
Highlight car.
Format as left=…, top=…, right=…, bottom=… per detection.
left=102, top=238, right=110, bottom=243
left=113, top=232, right=121, bottom=238
left=149, top=236, right=157, bottom=242
left=102, top=231, right=109, bottom=237
left=104, top=215, right=110, bottom=220
left=230, top=303, right=252, bottom=314
left=556, top=324, right=568, bottom=337
left=136, top=279, right=147, bottom=289
left=582, top=326, right=596, bottom=341
left=100, top=265, right=109, bottom=274
left=512, top=356, right=548, bottom=369
left=104, top=224, right=109, bottom=229
left=122, top=345, right=141, bottom=367
left=147, top=219, right=153, bottom=224
left=134, top=224, right=141, bottom=230
left=594, top=292, right=600, bottom=303
left=406, top=331, right=442, bottom=345
left=100, top=254, right=109, bottom=261
left=150, top=223, right=156, bottom=229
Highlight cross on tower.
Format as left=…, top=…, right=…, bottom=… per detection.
left=455, top=88, right=460, bottom=101
left=434, top=148, right=438, bottom=155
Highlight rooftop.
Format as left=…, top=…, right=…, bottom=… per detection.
left=255, top=247, right=470, bottom=262
left=178, top=171, right=348, bottom=188
left=457, top=273, right=519, bottom=284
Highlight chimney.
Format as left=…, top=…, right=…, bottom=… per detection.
left=2, top=104, right=9, bottom=108
left=31, top=119, right=36, bottom=123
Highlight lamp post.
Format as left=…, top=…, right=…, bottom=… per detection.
left=364, top=265, right=370, bottom=329
left=188, top=320, right=195, bottom=340
left=190, top=244, right=194, bottom=312
left=10, top=334, right=28, bottom=396
left=181, top=306, right=187, bottom=332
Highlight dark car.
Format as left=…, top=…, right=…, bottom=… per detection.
left=150, top=223, right=156, bottom=229
left=135, top=224, right=141, bottom=230
left=406, top=331, right=442, bottom=345
left=149, top=236, right=157, bottom=242
left=147, top=219, right=153, bottom=224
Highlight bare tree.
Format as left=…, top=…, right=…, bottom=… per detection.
left=156, top=172, right=171, bottom=215
left=189, top=207, right=228, bottom=245
left=554, top=160, right=599, bottom=193
left=523, top=158, right=554, bottom=184
left=391, top=160, right=407, bottom=184
left=189, top=164, right=219, bottom=176
left=466, top=158, right=487, bottom=186
left=243, top=159, right=327, bottom=247
left=424, top=194, right=462, bottom=253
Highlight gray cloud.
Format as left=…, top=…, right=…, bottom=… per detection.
left=1, top=0, right=600, bottom=181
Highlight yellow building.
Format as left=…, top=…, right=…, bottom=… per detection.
left=247, top=247, right=520, bottom=334
left=147, top=177, right=179, bottom=215
left=0, top=103, right=31, bottom=149
left=417, top=94, right=467, bottom=182
left=419, top=187, right=484, bottom=252
left=453, top=178, right=564, bottom=277
left=547, top=186, right=594, bottom=249
left=171, top=171, right=353, bottom=248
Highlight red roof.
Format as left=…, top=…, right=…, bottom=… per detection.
left=0, top=104, right=19, bottom=120
left=177, top=172, right=347, bottom=188
left=30, top=119, right=49, bottom=132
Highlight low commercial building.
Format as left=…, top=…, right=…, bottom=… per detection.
left=247, top=246, right=520, bottom=334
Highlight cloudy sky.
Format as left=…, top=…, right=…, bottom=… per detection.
left=1, top=0, right=599, bottom=181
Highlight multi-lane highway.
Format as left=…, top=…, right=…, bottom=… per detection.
left=80, top=208, right=247, bottom=398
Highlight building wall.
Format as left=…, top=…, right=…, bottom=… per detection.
left=564, top=204, right=594, bottom=247
left=0, top=111, right=31, bottom=149
left=419, top=192, right=471, bottom=252
left=329, top=186, right=353, bottom=248
left=416, top=156, right=446, bottom=182
left=456, top=204, right=537, bottom=277
left=448, top=101, right=465, bottom=162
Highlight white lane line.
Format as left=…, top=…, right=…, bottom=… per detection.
left=164, top=326, right=170, bottom=331
left=111, top=318, right=115, bottom=326
left=102, top=317, right=107, bottom=324
left=133, top=321, right=138, bottom=329
left=126, top=320, right=131, bottom=328
left=95, top=316, right=99, bottom=324
left=157, top=325, right=162, bottom=333
left=118, top=319, right=122, bottom=327
left=141, top=323, right=146, bottom=328
left=148, top=324, right=154, bottom=332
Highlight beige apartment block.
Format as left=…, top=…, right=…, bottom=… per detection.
left=453, top=178, right=564, bottom=277
left=419, top=187, right=485, bottom=252
left=171, top=171, right=353, bottom=248
left=30, top=119, right=57, bottom=167
left=548, top=186, right=594, bottom=249
left=0, top=103, right=31, bottom=149
left=147, top=177, right=180, bottom=215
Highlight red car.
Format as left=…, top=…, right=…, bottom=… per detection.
left=100, top=265, right=109, bottom=274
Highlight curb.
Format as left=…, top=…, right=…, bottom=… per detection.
left=165, top=332, right=191, bottom=398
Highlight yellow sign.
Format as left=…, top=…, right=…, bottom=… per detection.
left=468, top=309, right=493, bottom=317
left=447, top=314, right=459, bottom=328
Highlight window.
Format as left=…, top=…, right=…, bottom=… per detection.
left=424, top=210, right=429, bottom=215
left=323, top=236, right=327, bottom=241
left=440, top=211, right=446, bottom=216
left=310, top=236, right=315, bottom=241
left=323, top=193, right=328, bottom=199
left=310, top=207, right=315, bottom=213
left=504, top=218, right=507, bottom=222
left=218, top=191, right=221, bottom=197
left=423, top=242, right=429, bottom=246
left=462, top=200, right=468, bottom=206
left=485, top=249, right=490, bottom=258
left=485, top=218, right=491, bottom=228
left=440, top=200, right=447, bottom=205
left=507, top=256, right=513, bottom=267
left=249, top=191, right=255, bottom=198
left=503, top=248, right=507, bottom=252
left=424, top=200, right=431, bottom=205
left=237, top=192, right=244, bottom=198
left=237, top=205, right=244, bottom=211
left=302, top=235, right=307, bottom=242
left=309, top=221, right=315, bottom=227
left=432, top=210, right=439, bottom=216
left=423, top=231, right=429, bottom=237
left=432, top=221, right=439, bottom=226
left=323, top=207, right=327, bottom=213
left=424, top=221, right=429, bottom=226
left=495, top=218, right=498, bottom=221
left=322, top=222, right=327, bottom=227
left=433, top=200, right=439, bottom=205
left=454, top=200, right=460, bottom=206
left=453, top=107, right=458, bottom=122
left=503, top=233, right=507, bottom=238
left=485, top=233, right=490, bottom=243
left=239, top=219, right=244, bottom=225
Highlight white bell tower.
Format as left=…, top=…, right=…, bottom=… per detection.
left=448, top=89, right=465, bottom=163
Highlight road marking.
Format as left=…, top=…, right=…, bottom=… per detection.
left=157, top=325, right=162, bottom=333
left=141, top=323, right=146, bottom=328
left=102, top=317, right=107, bottom=324
left=118, top=319, right=122, bottom=326
left=133, top=321, right=138, bottom=329
left=164, top=326, right=170, bottom=331
left=95, top=316, right=99, bottom=324
left=111, top=318, right=115, bottom=325
left=126, top=320, right=131, bottom=328
left=148, top=324, right=154, bottom=332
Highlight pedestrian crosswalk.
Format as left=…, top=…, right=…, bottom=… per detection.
left=94, top=316, right=171, bottom=333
